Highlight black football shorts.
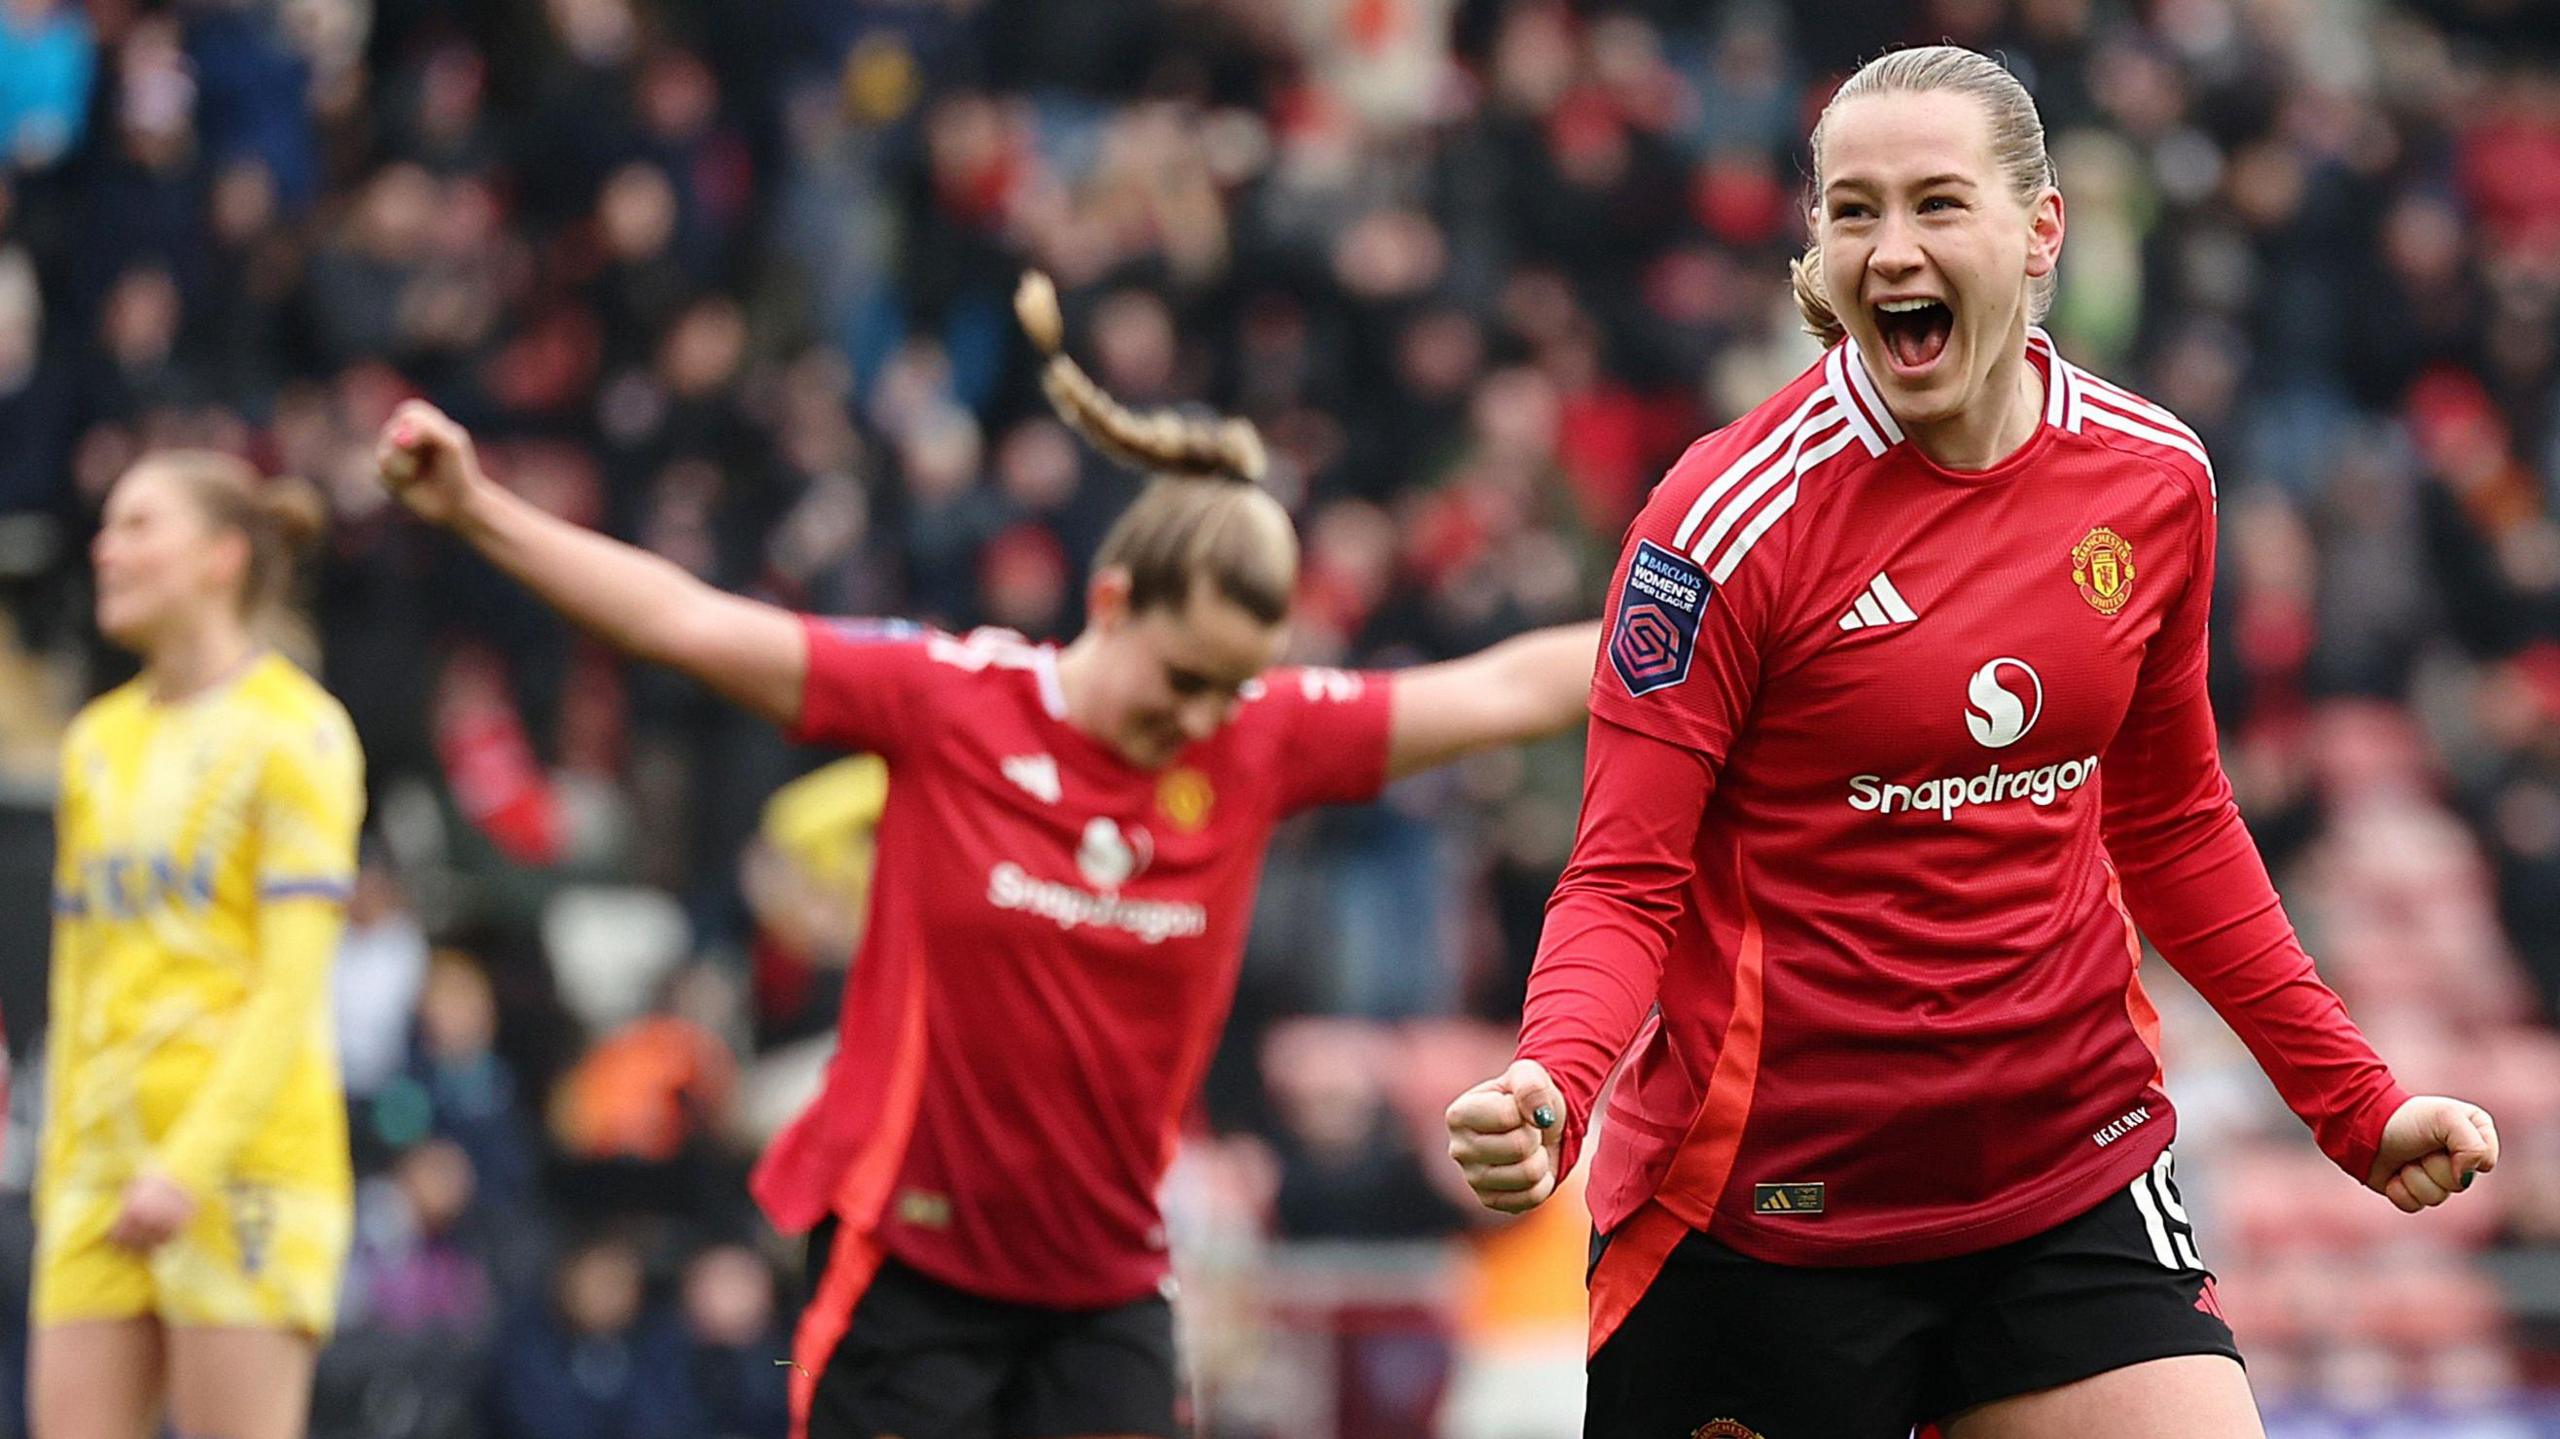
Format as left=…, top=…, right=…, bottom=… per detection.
left=804, top=1219, right=1183, bottom=1439
left=1587, top=1149, right=2241, bottom=1438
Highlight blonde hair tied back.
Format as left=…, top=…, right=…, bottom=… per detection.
left=1013, top=271, right=1267, bottom=484
left=1014, top=271, right=1295, bottom=624
left=141, top=449, right=328, bottom=621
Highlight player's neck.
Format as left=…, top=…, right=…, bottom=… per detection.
left=1900, top=343, right=2044, bottom=472
left=1053, top=632, right=1111, bottom=741
left=142, top=620, right=259, bottom=704
left=1055, top=632, right=1174, bottom=769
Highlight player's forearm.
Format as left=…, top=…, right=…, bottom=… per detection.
left=2111, top=796, right=2407, bottom=1179
left=1521, top=890, right=1673, bottom=1172
left=1487, top=621, right=1604, bottom=740
left=1384, top=621, right=1603, bottom=779
left=2102, top=636, right=2408, bottom=1177
left=453, top=480, right=735, bottom=674
left=154, top=900, right=344, bottom=1194
left=1516, top=717, right=1710, bottom=1170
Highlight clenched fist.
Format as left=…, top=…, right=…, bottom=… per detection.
left=108, top=1169, right=196, bottom=1251
left=2366, top=1094, right=2499, bottom=1214
left=1446, top=1058, right=1568, bottom=1214
left=374, top=399, right=489, bottom=529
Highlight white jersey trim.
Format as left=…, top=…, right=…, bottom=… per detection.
left=2035, top=327, right=2073, bottom=427
left=1688, top=406, right=1845, bottom=571
left=1673, top=389, right=1831, bottom=552
left=1713, top=424, right=1858, bottom=583
left=928, top=628, right=1073, bottom=718
left=2029, top=330, right=2217, bottom=505
left=1836, top=337, right=1904, bottom=446
left=1031, top=646, right=1068, bottom=720
left=1675, top=330, right=2182, bottom=596
left=1825, top=344, right=1891, bottom=457
left=1672, top=344, right=1901, bottom=588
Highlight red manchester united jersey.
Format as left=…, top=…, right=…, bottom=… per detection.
left=1519, top=333, right=2405, bottom=1309
left=751, top=620, right=1392, bottom=1309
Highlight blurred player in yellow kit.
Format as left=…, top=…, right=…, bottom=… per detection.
left=34, top=451, right=362, bottom=1439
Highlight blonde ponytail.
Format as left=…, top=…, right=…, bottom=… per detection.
left=1014, top=272, right=1267, bottom=484
left=1013, top=271, right=1295, bottom=624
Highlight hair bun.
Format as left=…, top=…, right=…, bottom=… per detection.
left=260, top=474, right=330, bottom=550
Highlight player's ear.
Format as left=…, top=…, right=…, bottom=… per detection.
left=2025, top=186, right=2064, bottom=281
left=204, top=526, right=253, bottom=601
left=1087, top=566, right=1135, bottom=633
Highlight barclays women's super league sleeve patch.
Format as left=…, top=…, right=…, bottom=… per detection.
left=1609, top=540, right=1713, bottom=697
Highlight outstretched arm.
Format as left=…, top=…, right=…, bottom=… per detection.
left=1383, top=621, right=1601, bottom=781
left=377, top=401, right=809, bottom=728
left=2104, top=487, right=2493, bottom=1210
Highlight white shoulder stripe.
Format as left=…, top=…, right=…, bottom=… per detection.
left=2080, top=368, right=2214, bottom=499
left=2078, top=398, right=2218, bottom=502
left=2036, top=340, right=2219, bottom=501
left=2073, top=366, right=2208, bottom=455
left=1672, top=389, right=1830, bottom=551
left=1708, top=424, right=1858, bottom=583
left=1671, top=344, right=1901, bottom=591
left=2026, top=329, right=2075, bottom=430
left=1687, top=407, right=1843, bottom=566
left=1031, top=645, right=1068, bottom=719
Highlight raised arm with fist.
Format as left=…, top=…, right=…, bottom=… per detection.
left=374, top=399, right=490, bottom=530
left=368, top=400, right=810, bottom=724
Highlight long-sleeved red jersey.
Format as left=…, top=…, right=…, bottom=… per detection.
left=1518, top=333, right=2408, bottom=1354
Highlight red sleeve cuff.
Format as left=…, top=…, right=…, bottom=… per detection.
left=2331, top=1080, right=2413, bottom=1187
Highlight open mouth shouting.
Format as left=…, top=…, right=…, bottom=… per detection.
left=1873, top=295, right=1953, bottom=378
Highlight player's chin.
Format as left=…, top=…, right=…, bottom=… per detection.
left=1121, top=730, right=1180, bottom=769
left=1886, top=380, right=1965, bottom=426
left=94, top=595, right=158, bottom=651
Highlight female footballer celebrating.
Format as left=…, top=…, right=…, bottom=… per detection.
left=36, top=453, right=362, bottom=1439
left=1445, top=45, right=2498, bottom=1439
left=374, top=274, right=1599, bottom=1439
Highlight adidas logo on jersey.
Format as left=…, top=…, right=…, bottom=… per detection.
left=1836, top=571, right=1919, bottom=632
left=1002, top=753, right=1061, bottom=805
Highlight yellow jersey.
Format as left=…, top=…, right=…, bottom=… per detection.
left=44, top=652, right=364, bottom=1205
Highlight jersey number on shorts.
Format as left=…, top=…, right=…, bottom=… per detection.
left=2127, top=1150, right=2201, bottom=1271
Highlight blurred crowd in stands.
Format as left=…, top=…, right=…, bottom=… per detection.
left=5, top=0, right=2560, bottom=1433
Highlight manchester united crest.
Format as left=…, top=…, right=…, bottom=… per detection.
left=2071, top=526, right=2137, bottom=616
left=1692, top=1421, right=1765, bottom=1439
left=1157, top=767, right=1214, bottom=833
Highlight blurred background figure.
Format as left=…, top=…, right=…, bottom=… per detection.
left=4, top=1, right=2560, bottom=1435
left=484, top=1235, right=694, bottom=1439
